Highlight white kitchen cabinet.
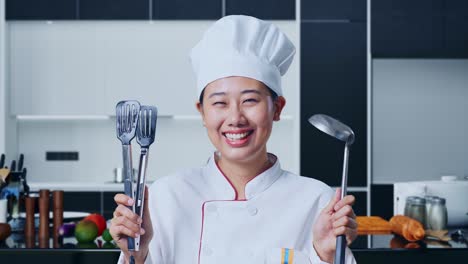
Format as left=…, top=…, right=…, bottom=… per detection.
left=9, top=21, right=213, bottom=117
left=9, top=22, right=106, bottom=115
left=8, top=21, right=298, bottom=117
left=101, top=22, right=211, bottom=116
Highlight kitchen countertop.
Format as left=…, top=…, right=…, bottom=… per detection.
left=3, top=232, right=466, bottom=250
left=1, top=232, right=467, bottom=264
left=28, top=181, right=155, bottom=192
left=354, top=229, right=468, bottom=250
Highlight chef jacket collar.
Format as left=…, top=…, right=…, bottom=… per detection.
left=204, top=152, right=282, bottom=200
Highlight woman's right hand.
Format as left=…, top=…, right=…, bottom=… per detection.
left=110, top=186, right=153, bottom=263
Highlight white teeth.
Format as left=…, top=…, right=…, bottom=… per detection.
left=225, top=132, right=250, bottom=140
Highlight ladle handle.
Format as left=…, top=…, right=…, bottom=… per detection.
left=335, top=144, right=351, bottom=264
left=334, top=235, right=346, bottom=264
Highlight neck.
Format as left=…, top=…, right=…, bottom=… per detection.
left=216, top=151, right=273, bottom=200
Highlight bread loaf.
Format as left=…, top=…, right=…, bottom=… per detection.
left=356, top=216, right=392, bottom=234
left=389, top=215, right=425, bottom=242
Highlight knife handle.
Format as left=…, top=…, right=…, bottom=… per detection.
left=0, top=154, right=5, bottom=168
left=122, top=144, right=135, bottom=251
left=18, top=154, right=24, bottom=171
left=10, top=160, right=16, bottom=172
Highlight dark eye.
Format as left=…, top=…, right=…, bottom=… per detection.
left=243, top=98, right=258, bottom=103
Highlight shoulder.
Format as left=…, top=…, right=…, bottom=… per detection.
left=148, top=167, right=204, bottom=197
left=281, top=170, right=332, bottom=192
left=279, top=170, right=335, bottom=203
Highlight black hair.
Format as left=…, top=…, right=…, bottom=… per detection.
left=199, top=86, right=279, bottom=105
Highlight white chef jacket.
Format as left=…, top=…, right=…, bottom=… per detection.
left=118, top=153, right=356, bottom=264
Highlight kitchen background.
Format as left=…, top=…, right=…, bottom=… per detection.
left=0, top=0, right=467, bottom=220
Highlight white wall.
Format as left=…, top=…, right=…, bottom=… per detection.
left=372, top=59, right=468, bottom=183
left=7, top=21, right=300, bottom=182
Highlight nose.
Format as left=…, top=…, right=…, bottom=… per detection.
left=227, top=104, right=247, bottom=127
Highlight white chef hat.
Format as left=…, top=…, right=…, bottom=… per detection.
left=189, top=15, right=296, bottom=98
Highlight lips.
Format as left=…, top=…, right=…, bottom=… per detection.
left=222, top=129, right=254, bottom=146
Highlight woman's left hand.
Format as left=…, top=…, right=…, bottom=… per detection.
left=312, top=188, right=357, bottom=263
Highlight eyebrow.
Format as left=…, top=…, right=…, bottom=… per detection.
left=208, top=92, right=226, bottom=98
left=241, top=89, right=261, bottom=95
left=207, top=89, right=261, bottom=98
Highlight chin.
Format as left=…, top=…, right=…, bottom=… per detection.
left=218, top=147, right=263, bottom=163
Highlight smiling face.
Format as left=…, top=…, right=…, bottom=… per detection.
left=197, top=76, right=285, bottom=165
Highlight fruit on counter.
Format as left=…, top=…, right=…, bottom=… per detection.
left=0, top=223, right=12, bottom=241
left=389, top=215, right=425, bottom=242
left=83, top=213, right=107, bottom=236
left=102, top=228, right=113, bottom=242
left=59, top=223, right=76, bottom=237
left=75, top=220, right=98, bottom=243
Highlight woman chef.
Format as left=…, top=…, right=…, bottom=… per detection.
left=110, top=15, right=358, bottom=264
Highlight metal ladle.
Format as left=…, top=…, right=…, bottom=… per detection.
left=309, top=114, right=355, bottom=264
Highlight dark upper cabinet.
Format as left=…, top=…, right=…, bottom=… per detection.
left=445, top=0, right=468, bottom=57
left=154, top=0, right=221, bottom=20
left=301, top=0, right=367, bottom=21
left=445, top=16, right=468, bottom=58
left=371, top=0, right=444, bottom=58
left=300, top=22, right=367, bottom=187
left=79, top=0, right=149, bottom=20
left=446, top=0, right=468, bottom=16
left=6, top=0, right=77, bottom=20
left=372, top=15, right=444, bottom=57
left=225, top=0, right=295, bottom=20
left=371, top=0, right=468, bottom=58
left=372, top=0, right=444, bottom=16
